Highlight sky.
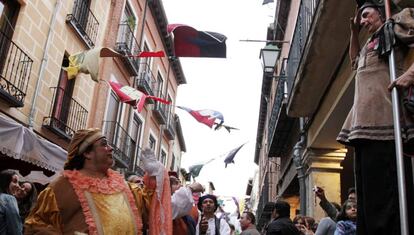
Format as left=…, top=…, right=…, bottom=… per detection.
left=163, top=0, right=276, bottom=199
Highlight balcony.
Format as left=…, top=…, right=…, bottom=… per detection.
left=0, top=30, right=33, bottom=107
left=153, top=101, right=168, bottom=124
left=66, top=0, right=99, bottom=48
left=268, top=64, right=297, bottom=157
left=43, top=87, right=88, bottom=140
left=164, top=116, right=175, bottom=140
left=136, top=64, right=156, bottom=98
left=102, top=121, right=136, bottom=169
left=286, top=0, right=354, bottom=116
left=115, top=23, right=141, bottom=75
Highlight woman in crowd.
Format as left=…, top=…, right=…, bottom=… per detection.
left=0, top=169, right=23, bottom=234
left=334, top=200, right=357, bottom=235
left=15, top=181, right=37, bottom=222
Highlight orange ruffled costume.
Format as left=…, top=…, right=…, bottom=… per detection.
left=25, top=169, right=172, bottom=235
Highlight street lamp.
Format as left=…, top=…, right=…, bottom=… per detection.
left=260, top=44, right=280, bottom=74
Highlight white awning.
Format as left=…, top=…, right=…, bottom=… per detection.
left=0, top=114, right=67, bottom=173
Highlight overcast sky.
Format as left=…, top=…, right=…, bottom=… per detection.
left=163, top=0, right=276, bottom=198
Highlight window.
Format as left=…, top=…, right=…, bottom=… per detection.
left=149, top=135, right=156, bottom=151
left=170, top=154, right=176, bottom=171
left=156, top=72, right=164, bottom=98
left=160, top=150, right=167, bottom=166
left=0, top=0, right=19, bottom=38
left=121, top=2, right=136, bottom=31
left=131, top=114, right=143, bottom=166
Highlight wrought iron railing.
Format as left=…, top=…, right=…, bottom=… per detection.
left=268, top=78, right=287, bottom=150
left=43, top=87, right=88, bottom=139
left=286, top=0, right=319, bottom=96
left=0, top=30, right=33, bottom=107
left=115, top=23, right=141, bottom=75
left=66, top=0, right=99, bottom=48
left=102, top=121, right=136, bottom=168
left=136, top=63, right=156, bottom=97
left=153, top=101, right=168, bottom=124
left=164, top=115, right=176, bottom=140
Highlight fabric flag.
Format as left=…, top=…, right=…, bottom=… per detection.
left=64, top=47, right=123, bottom=82
left=224, top=143, right=245, bottom=168
left=189, top=164, right=204, bottom=178
left=177, top=106, right=224, bottom=128
left=167, top=24, right=227, bottom=58
left=127, top=50, right=165, bottom=58
left=262, top=0, right=274, bottom=5
left=108, top=81, right=170, bottom=112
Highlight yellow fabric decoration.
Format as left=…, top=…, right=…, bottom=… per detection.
left=89, top=192, right=136, bottom=235
left=24, top=187, right=62, bottom=233
left=63, top=47, right=122, bottom=82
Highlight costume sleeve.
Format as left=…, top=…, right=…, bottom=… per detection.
left=24, top=187, right=62, bottom=235
left=129, top=176, right=155, bottom=226
left=220, top=218, right=231, bottom=235
left=393, top=8, right=414, bottom=47
left=171, top=186, right=194, bottom=219
left=4, top=195, right=23, bottom=235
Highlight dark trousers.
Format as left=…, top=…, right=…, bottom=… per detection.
left=355, top=141, right=414, bottom=235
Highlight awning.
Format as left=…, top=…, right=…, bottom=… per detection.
left=0, top=114, right=67, bottom=173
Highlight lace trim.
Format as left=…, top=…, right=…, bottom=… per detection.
left=63, top=170, right=142, bottom=234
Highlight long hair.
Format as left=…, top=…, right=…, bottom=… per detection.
left=0, top=169, right=17, bottom=194
left=336, top=199, right=357, bottom=222
left=18, top=181, right=38, bottom=220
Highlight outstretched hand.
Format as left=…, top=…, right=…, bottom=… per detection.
left=314, top=186, right=327, bottom=201
left=388, top=71, right=414, bottom=91
left=350, top=7, right=361, bottom=33
left=141, top=148, right=164, bottom=176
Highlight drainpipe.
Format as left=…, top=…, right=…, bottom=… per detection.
left=28, top=0, right=62, bottom=129
left=292, top=117, right=306, bottom=214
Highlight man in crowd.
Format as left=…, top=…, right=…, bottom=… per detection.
left=24, top=128, right=171, bottom=234
left=239, top=211, right=260, bottom=235
left=337, top=2, right=414, bottom=234
left=169, top=172, right=204, bottom=235
left=266, top=200, right=300, bottom=235
left=197, top=194, right=231, bottom=235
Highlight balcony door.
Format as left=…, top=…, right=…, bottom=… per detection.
left=74, top=0, right=91, bottom=30
left=0, top=0, right=19, bottom=73
left=52, top=56, right=75, bottom=133
left=130, top=115, right=143, bottom=170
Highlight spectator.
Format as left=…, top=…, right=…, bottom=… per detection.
left=293, top=215, right=314, bottom=235
left=334, top=200, right=356, bottom=235
left=0, top=169, right=23, bottom=234
left=266, top=200, right=300, bottom=235
left=315, top=202, right=341, bottom=235
left=239, top=211, right=260, bottom=235
left=15, top=181, right=37, bottom=223
left=314, top=187, right=355, bottom=220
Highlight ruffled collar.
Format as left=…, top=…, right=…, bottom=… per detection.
left=63, top=169, right=127, bottom=194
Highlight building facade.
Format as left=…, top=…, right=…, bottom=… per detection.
left=0, top=0, right=186, bottom=182
left=254, top=0, right=414, bottom=228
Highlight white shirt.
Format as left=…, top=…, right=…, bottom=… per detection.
left=196, top=214, right=231, bottom=235
left=171, top=186, right=194, bottom=219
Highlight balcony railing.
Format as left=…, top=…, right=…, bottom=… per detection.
left=286, top=0, right=319, bottom=96
left=0, top=30, right=33, bottom=107
left=136, top=63, right=157, bottom=97
left=102, top=121, right=136, bottom=168
left=164, top=116, right=176, bottom=140
left=43, top=87, right=88, bottom=139
left=153, top=101, right=168, bottom=124
left=66, top=0, right=99, bottom=48
left=268, top=78, right=287, bottom=146
left=115, top=23, right=141, bottom=75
